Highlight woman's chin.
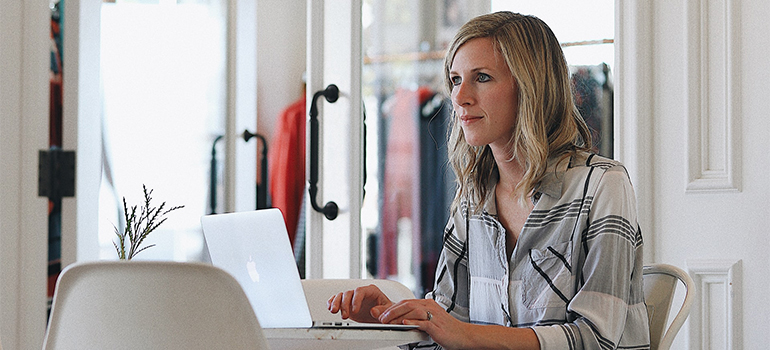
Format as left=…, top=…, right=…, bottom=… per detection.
left=464, top=138, right=487, bottom=147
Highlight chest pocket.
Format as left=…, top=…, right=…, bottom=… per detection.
left=521, top=240, right=575, bottom=309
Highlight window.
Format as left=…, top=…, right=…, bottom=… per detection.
left=98, top=0, right=227, bottom=261
left=493, top=0, right=615, bottom=156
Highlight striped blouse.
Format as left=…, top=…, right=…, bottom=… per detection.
left=425, top=152, right=650, bottom=350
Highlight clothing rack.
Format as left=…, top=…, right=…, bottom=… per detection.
left=561, top=38, right=614, bottom=48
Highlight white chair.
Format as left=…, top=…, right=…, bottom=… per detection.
left=301, top=278, right=415, bottom=324
left=643, top=263, right=695, bottom=350
left=43, top=261, right=269, bottom=350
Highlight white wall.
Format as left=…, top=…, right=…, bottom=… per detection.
left=0, top=1, right=50, bottom=349
left=256, top=0, right=307, bottom=146
left=619, top=0, right=770, bottom=348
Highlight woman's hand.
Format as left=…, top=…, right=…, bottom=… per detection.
left=327, top=284, right=394, bottom=324
left=372, top=299, right=474, bottom=350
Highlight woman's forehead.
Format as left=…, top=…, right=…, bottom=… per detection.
left=450, top=37, right=506, bottom=72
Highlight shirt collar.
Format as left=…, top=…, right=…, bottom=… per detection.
left=482, top=154, right=574, bottom=214
left=534, top=155, right=572, bottom=199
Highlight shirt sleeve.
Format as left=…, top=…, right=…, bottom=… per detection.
left=532, top=165, right=649, bottom=349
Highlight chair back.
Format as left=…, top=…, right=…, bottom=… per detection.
left=43, top=261, right=268, bottom=350
left=301, top=278, right=415, bottom=324
left=643, top=263, right=695, bottom=350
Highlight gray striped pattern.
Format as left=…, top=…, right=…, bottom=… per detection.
left=426, top=152, right=650, bottom=350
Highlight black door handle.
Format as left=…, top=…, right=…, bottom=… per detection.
left=243, top=130, right=270, bottom=209
left=308, top=84, right=339, bottom=220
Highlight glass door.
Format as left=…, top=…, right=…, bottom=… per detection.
left=360, top=0, right=489, bottom=295
left=305, top=0, right=489, bottom=287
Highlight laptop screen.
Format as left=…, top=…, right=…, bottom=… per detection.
left=201, top=209, right=313, bottom=328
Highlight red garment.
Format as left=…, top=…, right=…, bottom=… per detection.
left=378, top=87, right=434, bottom=278
left=268, top=96, right=306, bottom=248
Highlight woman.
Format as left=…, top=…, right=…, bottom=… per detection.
left=328, top=11, right=649, bottom=350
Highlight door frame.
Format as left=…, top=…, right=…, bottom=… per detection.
left=225, top=0, right=258, bottom=213
left=305, top=0, right=364, bottom=278
left=0, top=1, right=50, bottom=349
left=614, top=0, right=655, bottom=263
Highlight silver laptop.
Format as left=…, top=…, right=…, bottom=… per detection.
left=200, top=208, right=417, bottom=330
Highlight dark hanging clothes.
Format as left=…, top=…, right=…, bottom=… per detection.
left=571, top=64, right=613, bottom=158
left=418, top=93, right=454, bottom=295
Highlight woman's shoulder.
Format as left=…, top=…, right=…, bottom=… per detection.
left=565, top=151, right=629, bottom=178
left=560, top=151, right=634, bottom=192
left=569, top=151, right=622, bottom=169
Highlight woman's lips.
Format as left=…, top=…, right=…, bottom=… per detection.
left=460, top=115, right=482, bottom=124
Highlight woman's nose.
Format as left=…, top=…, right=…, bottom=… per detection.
left=452, top=82, right=474, bottom=106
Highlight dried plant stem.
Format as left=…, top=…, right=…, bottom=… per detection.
left=113, top=185, right=184, bottom=260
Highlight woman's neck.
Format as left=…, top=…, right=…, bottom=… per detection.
left=491, top=146, right=526, bottom=191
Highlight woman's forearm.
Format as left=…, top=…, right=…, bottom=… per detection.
left=447, top=323, right=540, bottom=350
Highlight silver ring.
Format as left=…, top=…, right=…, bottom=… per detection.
left=426, top=311, right=432, bottom=321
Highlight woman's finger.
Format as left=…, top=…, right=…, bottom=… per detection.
left=339, top=290, right=356, bottom=319
left=377, top=300, right=424, bottom=324
left=349, top=286, right=371, bottom=314
left=327, top=292, right=342, bottom=312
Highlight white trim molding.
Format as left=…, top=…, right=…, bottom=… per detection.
left=687, top=259, right=742, bottom=350
left=305, top=0, right=325, bottom=279
left=0, top=1, right=49, bottom=348
left=685, top=0, right=742, bottom=193
left=224, top=0, right=258, bottom=213
left=615, top=0, right=654, bottom=262
left=62, top=0, right=103, bottom=265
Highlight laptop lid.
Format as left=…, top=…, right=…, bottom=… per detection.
left=201, top=209, right=313, bottom=328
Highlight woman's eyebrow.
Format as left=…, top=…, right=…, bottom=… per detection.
left=449, top=66, right=492, bottom=75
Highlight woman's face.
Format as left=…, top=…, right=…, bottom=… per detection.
left=449, top=37, right=519, bottom=151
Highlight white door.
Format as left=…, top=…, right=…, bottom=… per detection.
left=305, top=0, right=365, bottom=278
left=617, top=1, right=770, bottom=348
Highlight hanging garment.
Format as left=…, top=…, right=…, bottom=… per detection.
left=418, top=93, right=454, bottom=294
left=268, top=96, right=306, bottom=248
left=378, top=87, right=434, bottom=280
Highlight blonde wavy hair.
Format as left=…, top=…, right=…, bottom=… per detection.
left=445, top=11, right=592, bottom=213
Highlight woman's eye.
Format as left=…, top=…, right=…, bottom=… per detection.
left=450, top=76, right=462, bottom=86
left=477, top=73, right=491, bottom=82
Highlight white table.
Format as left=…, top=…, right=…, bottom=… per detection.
left=264, top=327, right=429, bottom=350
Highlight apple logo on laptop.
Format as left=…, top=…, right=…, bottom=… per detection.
left=246, top=255, right=260, bottom=283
